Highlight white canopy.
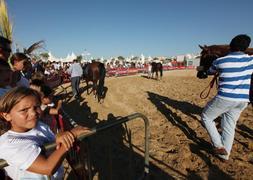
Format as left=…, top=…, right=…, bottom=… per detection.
left=48, top=52, right=77, bottom=63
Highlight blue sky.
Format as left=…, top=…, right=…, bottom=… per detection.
left=7, top=0, right=253, bottom=59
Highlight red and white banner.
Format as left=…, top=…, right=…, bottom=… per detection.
left=107, top=66, right=196, bottom=77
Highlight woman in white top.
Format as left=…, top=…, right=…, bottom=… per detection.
left=10, top=53, right=30, bottom=87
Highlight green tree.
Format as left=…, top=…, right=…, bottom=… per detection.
left=76, top=55, right=82, bottom=62
left=131, top=56, right=139, bottom=61
left=118, top=56, right=125, bottom=60
left=40, top=52, right=49, bottom=61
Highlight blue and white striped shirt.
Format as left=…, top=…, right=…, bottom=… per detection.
left=208, top=52, right=253, bottom=102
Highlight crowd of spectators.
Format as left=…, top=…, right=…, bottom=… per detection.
left=0, top=36, right=90, bottom=179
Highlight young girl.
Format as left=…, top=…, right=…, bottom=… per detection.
left=30, top=82, right=64, bottom=133
left=0, top=86, right=90, bottom=179
left=30, top=81, right=62, bottom=116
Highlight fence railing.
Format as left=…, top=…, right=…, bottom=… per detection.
left=0, top=112, right=150, bottom=180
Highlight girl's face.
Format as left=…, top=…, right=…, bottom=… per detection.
left=14, top=59, right=25, bottom=71
left=2, top=96, right=41, bottom=132
left=42, top=95, right=53, bottom=105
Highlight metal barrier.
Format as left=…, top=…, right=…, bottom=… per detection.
left=0, top=112, right=150, bottom=179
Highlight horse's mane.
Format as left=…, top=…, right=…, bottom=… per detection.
left=200, top=44, right=253, bottom=56
left=200, top=44, right=230, bottom=57
left=245, top=48, right=253, bottom=55
left=207, top=44, right=229, bottom=48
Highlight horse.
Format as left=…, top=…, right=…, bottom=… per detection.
left=151, top=62, right=163, bottom=80
left=197, top=44, right=253, bottom=101
left=83, top=61, right=106, bottom=102
left=197, top=44, right=253, bottom=79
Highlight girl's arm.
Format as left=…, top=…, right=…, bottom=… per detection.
left=49, top=100, right=62, bottom=115
left=26, top=126, right=90, bottom=175
left=26, top=131, right=75, bottom=175
left=56, top=100, right=62, bottom=110
left=27, top=145, right=67, bottom=175
left=48, top=107, right=59, bottom=115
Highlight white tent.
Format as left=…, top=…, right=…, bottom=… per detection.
left=48, top=52, right=77, bottom=63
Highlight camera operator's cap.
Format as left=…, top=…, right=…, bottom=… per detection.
left=0, top=36, right=11, bottom=50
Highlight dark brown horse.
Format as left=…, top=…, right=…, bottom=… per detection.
left=197, top=44, right=253, bottom=101
left=83, top=61, right=106, bottom=102
left=151, top=62, right=163, bottom=80
left=197, top=45, right=253, bottom=79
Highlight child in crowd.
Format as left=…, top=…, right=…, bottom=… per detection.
left=29, top=79, right=44, bottom=92
left=30, top=80, right=62, bottom=116
left=30, top=80, right=64, bottom=132
left=0, top=86, right=90, bottom=179
left=31, top=71, right=46, bottom=84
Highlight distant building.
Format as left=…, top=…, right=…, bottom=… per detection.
left=176, top=55, right=185, bottom=62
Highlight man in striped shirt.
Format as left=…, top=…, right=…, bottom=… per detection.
left=201, top=34, right=253, bottom=161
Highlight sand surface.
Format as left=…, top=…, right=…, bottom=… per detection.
left=59, top=69, right=253, bottom=179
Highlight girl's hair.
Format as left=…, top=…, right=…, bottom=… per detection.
left=0, top=87, right=41, bottom=134
left=40, top=85, right=53, bottom=98
left=23, top=60, right=33, bottom=72
left=31, top=72, right=45, bottom=82
left=10, top=52, right=29, bottom=65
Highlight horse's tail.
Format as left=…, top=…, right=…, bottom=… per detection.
left=82, top=64, right=89, bottom=79
left=98, top=63, right=106, bottom=97
left=151, top=62, right=155, bottom=73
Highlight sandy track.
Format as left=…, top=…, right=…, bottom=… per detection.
left=60, top=69, right=253, bottom=179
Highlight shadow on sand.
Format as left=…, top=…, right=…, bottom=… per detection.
left=147, top=91, right=233, bottom=179
left=56, top=82, right=108, bottom=104
left=63, top=99, right=178, bottom=179
left=140, top=75, right=158, bottom=80
left=237, top=124, right=253, bottom=140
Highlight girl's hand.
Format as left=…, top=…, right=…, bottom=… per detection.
left=55, top=131, right=75, bottom=150
left=70, top=126, right=91, bottom=138
left=56, top=100, right=63, bottom=110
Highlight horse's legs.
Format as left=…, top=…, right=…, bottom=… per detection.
left=156, top=71, right=158, bottom=80
left=86, top=80, right=90, bottom=95
left=91, top=83, right=95, bottom=95
left=159, top=71, right=162, bottom=80
left=76, top=76, right=81, bottom=97
left=93, top=81, right=98, bottom=99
